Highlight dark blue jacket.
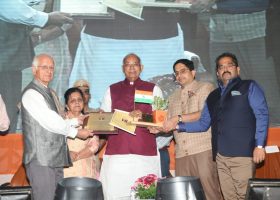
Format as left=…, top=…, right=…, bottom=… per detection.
left=207, top=78, right=256, bottom=158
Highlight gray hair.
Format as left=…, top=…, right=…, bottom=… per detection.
left=122, top=53, right=141, bottom=65
left=32, top=54, right=55, bottom=69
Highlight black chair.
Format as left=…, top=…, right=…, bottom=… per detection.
left=245, top=178, right=280, bottom=200
left=0, top=186, right=32, bottom=200
left=54, top=177, right=103, bottom=200
left=156, top=176, right=206, bottom=200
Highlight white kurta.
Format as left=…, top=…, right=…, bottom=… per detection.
left=22, top=88, right=78, bottom=138
left=100, top=83, right=162, bottom=200
left=100, top=154, right=161, bottom=200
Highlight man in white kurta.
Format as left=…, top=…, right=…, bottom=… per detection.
left=100, top=53, right=162, bottom=199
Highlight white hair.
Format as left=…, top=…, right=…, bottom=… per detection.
left=32, top=54, right=55, bottom=69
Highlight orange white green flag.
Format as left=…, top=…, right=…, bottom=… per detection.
left=134, top=90, right=153, bottom=104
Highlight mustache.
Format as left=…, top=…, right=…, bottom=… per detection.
left=222, top=71, right=231, bottom=76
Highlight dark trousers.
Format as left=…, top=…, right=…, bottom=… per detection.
left=159, top=147, right=171, bottom=177
left=25, top=160, right=63, bottom=200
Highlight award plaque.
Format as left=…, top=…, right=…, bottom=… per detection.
left=83, top=113, right=117, bottom=134
left=128, top=111, right=166, bottom=127
left=129, top=121, right=163, bottom=127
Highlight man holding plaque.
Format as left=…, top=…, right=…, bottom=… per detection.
left=155, top=59, right=223, bottom=200
left=100, top=53, right=162, bottom=199
left=164, top=53, right=269, bottom=200
left=21, top=54, right=93, bottom=200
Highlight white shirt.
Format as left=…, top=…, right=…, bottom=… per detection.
left=22, top=89, right=78, bottom=138
left=100, top=84, right=163, bottom=112
left=156, top=133, right=173, bottom=149
left=0, top=0, right=48, bottom=27
left=0, top=94, right=10, bottom=131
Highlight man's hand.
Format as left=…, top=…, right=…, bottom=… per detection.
left=76, top=129, right=94, bottom=140
left=69, top=151, right=79, bottom=162
left=189, top=0, right=216, bottom=13
left=147, top=126, right=164, bottom=134
left=77, top=115, right=89, bottom=126
left=163, top=116, right=178, bottom=132
left=253, top=147, right=266, bottom=164
left=47, top=11, right=74, bottom=27
left=129, top=109, right=142, bottom=119
left=60, top=23, right=73, bottom=32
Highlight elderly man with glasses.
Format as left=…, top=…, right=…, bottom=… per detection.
left=21, top=54, right=93, bottom=200
left=100, top=53, right=162, bottom=199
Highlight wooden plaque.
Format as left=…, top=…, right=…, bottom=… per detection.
left=83, top=113, right=117, bottom=134
left=129, top=121, right=163, bottom=127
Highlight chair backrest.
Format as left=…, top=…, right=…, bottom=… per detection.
left=10, top=164, right=29, bottom=187
left=0, top=134, right=24, bottom=175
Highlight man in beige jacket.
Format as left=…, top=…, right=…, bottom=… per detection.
left=153, top=59, right=223, bottom=200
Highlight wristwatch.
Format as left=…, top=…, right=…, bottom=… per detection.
left=178, top=115, right=183, bottom=123
left=257, top=146, right=263, bottom=149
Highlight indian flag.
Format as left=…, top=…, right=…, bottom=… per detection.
left=134, top=90, right=153, bottom=104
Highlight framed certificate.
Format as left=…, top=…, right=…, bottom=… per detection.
left=83, top=113, right=117, bottom=134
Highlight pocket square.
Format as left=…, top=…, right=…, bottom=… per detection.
left=231, top=90, right=241, bottom=96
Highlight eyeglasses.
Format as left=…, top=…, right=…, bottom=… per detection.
left=38, top=65, right=54, bottom=71
left=218, top=63, right=236, bottom=71
left=174, top=68, right=190, bottom=77
left=123, top=63, right=141, bottom=68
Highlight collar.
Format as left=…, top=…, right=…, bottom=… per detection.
left=32, top=79, right=52, bottom=96
left=218, top=77, right=241, bottom=94
left=34, top=78, right=48, bottom=88
left=181, top=80, right=197, bottom=91
left=124, top=77, right=142, bottom=86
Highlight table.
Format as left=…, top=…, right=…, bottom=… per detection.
left=255, top=127, right=280, bottom=178
left=255, top=151, right=280, bottom=178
